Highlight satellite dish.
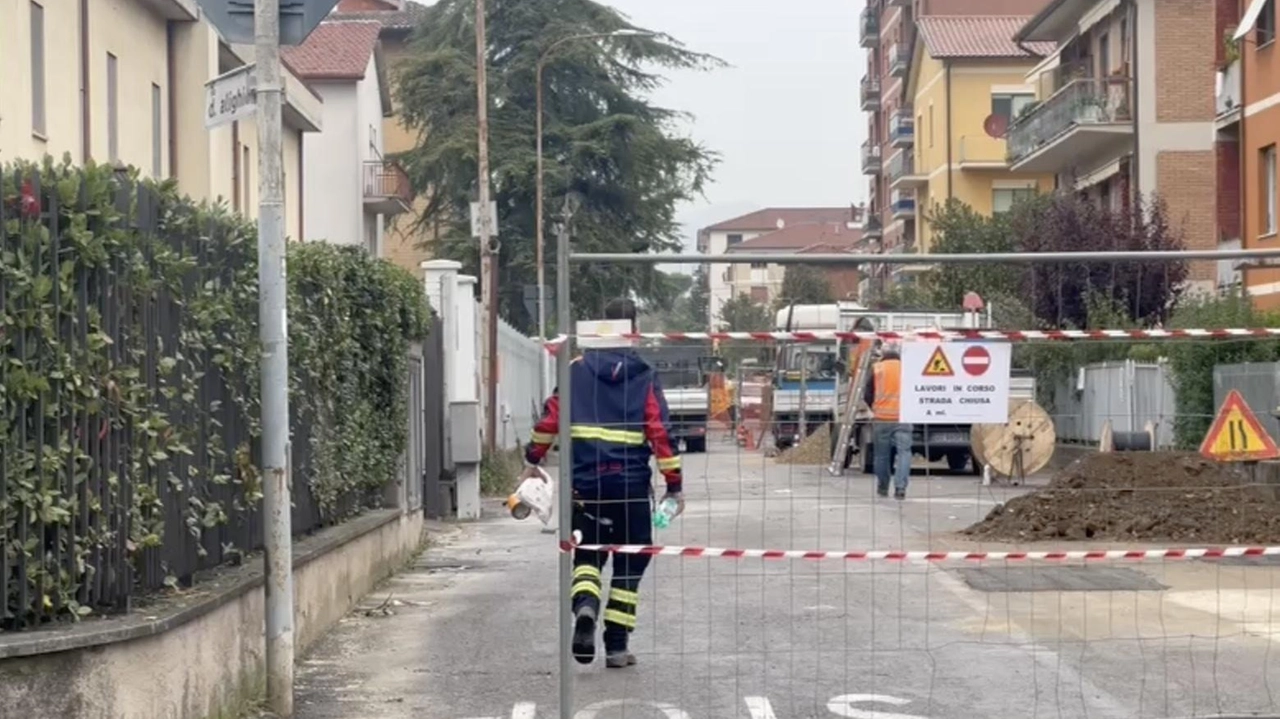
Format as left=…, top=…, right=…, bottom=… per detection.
left=983, top=113, right=1009, bottom=139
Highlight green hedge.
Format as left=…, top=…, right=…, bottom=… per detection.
left=1, top=159, right=430, bottom=626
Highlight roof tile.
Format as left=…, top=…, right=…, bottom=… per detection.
left=703, top=207, right=858, bottom=233
left=281, top=21, right=382, bottom=80
left=727, top=223, right=862, bottom=252
left=916, top=16, right=1055, bottom=58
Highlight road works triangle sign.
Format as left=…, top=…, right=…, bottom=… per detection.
left=1199, top=389, right=1280, bottom=461
left=922, top=346, right=954, bottom=377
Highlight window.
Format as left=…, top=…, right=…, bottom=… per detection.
left=151, top=84, right=162, bottom=177
left=993, top=187, right=1035, bottom=214
left=107, top=53, right=119, bottom=162
left=1260, top=0, right=1277, bottom=45
left=727, top=233, right=744, bottom=247
left=750, top=261, right=768, bottom=269
left=30, top=2, right=45, bottom=136
left=242, top=146, right=251, bottom=211
left=1097, top=32, right=1110, bottom=77
left=928, top=104, right=934, bottom=147
left=991, top=94, right=1036, bottom=123
left=1263, top=145, right=1277, bottom=236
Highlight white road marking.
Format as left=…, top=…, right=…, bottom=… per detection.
left=744, top=695, right=778, bottom=719
left=826, top=694, right=927, bottom=719
left=512, top=702, right=538, bottom=719
left=574, top=699, right=691, bottom=719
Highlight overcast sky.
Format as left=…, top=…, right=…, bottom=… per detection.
left=605, top=0, right=867, bottom=250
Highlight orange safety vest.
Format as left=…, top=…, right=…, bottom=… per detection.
left=871, top=359, right=902, bottom=421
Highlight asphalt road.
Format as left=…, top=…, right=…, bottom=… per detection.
left=295, top=442, right=1280, bottom=719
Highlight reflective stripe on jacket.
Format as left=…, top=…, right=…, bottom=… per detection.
left=871, top=359, right=902, bottom=421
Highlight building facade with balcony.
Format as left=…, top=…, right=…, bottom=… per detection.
left=284, top=20, right=410, bottom=257
left=1234, top=0, right=1280, bottom=305
left=333, top=0, right=435, bottom=277
left=0, top=0, right=320, bottom=242
left=903, top=14, right=1055, bottom=276
left=724, top=222, right=865, bottom=307
left=861, top=0, right=1055, bottom=296
left=1008, top=0, right=1228, bottom=290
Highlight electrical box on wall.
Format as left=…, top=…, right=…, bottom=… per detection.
left=450, top=400, right=482, bottom=464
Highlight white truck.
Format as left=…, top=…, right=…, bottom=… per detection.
left=636, top=345, right=724, bottom=453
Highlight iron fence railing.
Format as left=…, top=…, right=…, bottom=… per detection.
left=1006, top=77, right=1133, bottom=164
left=363, top=161, right=413, bottom=204
left=1, top=168, right=440, bottom=628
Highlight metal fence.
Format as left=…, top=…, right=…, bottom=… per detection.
left=496, top=317, right=551, bottom=450
left=1050, top=359, right=1178, bottom=447
left=1214, top=361, right=1280, bottom=441
left=1, top=169, right=439, bottom=628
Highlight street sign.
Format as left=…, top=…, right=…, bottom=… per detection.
left=1199, top=389, right=1280, bottom=461
left=961, top=345, right=990, bottom=377
left=205, top=65, right=256, bottom=130
left=196, top=0, right=341, bottom=46
left=900, top=341, right=1011, bottom=425
left=471, top=201, right=499, bottom=239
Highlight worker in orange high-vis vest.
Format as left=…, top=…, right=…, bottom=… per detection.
left=864, top=343, right=913, bottom=499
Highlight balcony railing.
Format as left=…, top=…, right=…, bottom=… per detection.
left=1006, top=77, right=1133, bottom=166
left=888, top=43, right=910, bottom=77
left=1217, top=59, right=1242, bottom=122
left=863, top=214, right=883, bottom=240
left=861, top=141, right=882, bottom=175
left=889, top=108, right=914, bottom=148
left=885, top=150, right=918, bottom=185
left=890, top=189, right=915, bottom=219
left=957, top=134, right=1008, bottom=168
left=363, top=160, right=413, bottom=214
left=860, top=7, right=879, bottom=47
left=861, top=75, right=881, bottom=111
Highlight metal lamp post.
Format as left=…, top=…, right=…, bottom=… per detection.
left=534, top=29, right=649, bottom=393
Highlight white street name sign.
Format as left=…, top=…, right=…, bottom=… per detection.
left=205, top=64, right=257, bottom=130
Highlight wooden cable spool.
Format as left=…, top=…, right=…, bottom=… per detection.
left=970, top=399, right=1056, bottom=482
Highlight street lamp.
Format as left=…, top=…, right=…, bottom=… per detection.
left=535, top=29, right=651, bottom=392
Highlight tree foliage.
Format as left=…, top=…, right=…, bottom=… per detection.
left=773, top=264, right=833, bottom=310
left=688, top=264, right=710, bottom=328
left=718, top=293, right=773, bottom=332
left=915, top=192, right=1187, bottom=328
left=395, top=0, right=721, bottom=332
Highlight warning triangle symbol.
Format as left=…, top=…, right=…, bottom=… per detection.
left=1199, top=389, right=1280, bottom=461
left=922, top=346, right=954, bottom=377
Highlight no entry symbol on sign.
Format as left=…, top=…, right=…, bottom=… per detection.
left=961, top=345, right=990, bottom=376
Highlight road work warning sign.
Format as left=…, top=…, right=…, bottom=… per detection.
left=1199, top=389, right=1280, bottom=461
left=899, top=341, right=1011, bottom=425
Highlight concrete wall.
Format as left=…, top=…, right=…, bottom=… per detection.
left=0, top=509, right=425, bottom=719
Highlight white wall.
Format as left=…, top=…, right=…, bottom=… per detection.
left=705, top=229, right=768, bottom=328
left=303, top=81, right=361, bottom=244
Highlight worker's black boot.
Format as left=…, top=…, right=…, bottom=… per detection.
left=605, top=650, right=637, bottom=669
left=572, top=605, right=598, bottom=664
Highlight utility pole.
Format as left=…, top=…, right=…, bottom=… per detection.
left=476, top=0, right=498, bottom=453
left=255, top=0, right=294, bottom=713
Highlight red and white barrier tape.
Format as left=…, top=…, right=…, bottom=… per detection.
left=543, top=328, right=1280, bottom=348
left=557, top=541, right=1280, bottom=563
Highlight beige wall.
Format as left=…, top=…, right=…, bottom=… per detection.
left=1, top=0, right=88, bottom=164
left=91, top=0, right=170, bottom=175
left=378, top=37, right=436, bottom=277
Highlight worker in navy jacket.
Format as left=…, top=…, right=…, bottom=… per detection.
left=523, top=298, right=683, bottom=669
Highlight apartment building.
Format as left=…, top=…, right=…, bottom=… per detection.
left=860, top=0, right=1052, bottom=293
left=0, top=0, right=321, bottom=242
left=283, top=20, right=411, bottom=256
left=1006, top=0, right=1228, bottom=291
left=722, top=221, right=864, bottom=307
left=899, top=15, right=1055, bottom=286
left=333, top=0, right=436, bottom=277
left=1233, top=0, right=1280, bottom=305
left=698, top=207, right=859, bottom=328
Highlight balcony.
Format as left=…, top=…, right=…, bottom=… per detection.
left=861, top=142, right=882, bottom=175
left=363, top=161, right=413, bottom=215
left=861, top=75, right=881, bottom=111
left=863, top=214, right=883, bottom=241
left=1217, top=59, right=1242, bottom=131
left=860, top=7, right=879, bottom=48
left=889, top=108, right=914, bottom=148
left=887, top=0, right=910, bottom=7
left=886, top=150, right=926, bottom=190
left=890, top=189, right=915, bottom=220
left=957, top=134, right=1008, bottom=169
left=888, top=43, right=910, bottom=78
left=1006, top=77, right=1134, bottom=174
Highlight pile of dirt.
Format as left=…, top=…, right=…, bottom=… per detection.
left=964, top=452, right=1280, bottom=544
left=775, top=425, right=832, bottom=465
